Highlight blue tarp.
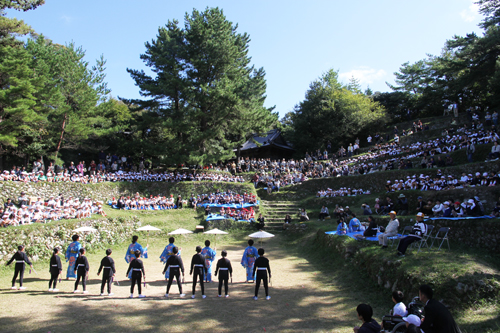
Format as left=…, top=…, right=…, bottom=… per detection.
left=199, top=201, right=259, bottom=209
left=206, top=214, right=252, bottom=223
left=325, top=231, right=402, bottom=242
left=108, top=202, right=177, bottom=210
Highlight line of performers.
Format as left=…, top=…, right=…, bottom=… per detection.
left=5, top=236, right=272, bottom=300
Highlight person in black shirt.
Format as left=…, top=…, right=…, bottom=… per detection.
left=363, top=216, right=378, bottom=238
left=74, top=248, right=89, bottom=293
left=252, top=248, right=271, bottom=300
left=6, top=245, right=33, bottom=290
left=214, top=250, right=233, bottom=298
left=255, top=214, right=265, bottom=230
left=126, top=250, right=146, bottom=298
left=163, top=246, right=185, bottom=297
left=97, top=249, right=116, bottom=296
left=48, top=247, right=62, bottom=292
left=189, top=246, right=207, bottom=299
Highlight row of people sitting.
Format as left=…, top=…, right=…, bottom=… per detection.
left=1, top=196, right=106, bottom=227
left=316, top=187, right=369, bottom=198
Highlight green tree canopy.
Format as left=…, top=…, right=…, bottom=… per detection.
left=126, top=7, right=277, bottom=166
left=285, top=69, right=387, bottom=155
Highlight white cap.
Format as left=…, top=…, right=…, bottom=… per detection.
left=403, top=314, right=421, bottom=327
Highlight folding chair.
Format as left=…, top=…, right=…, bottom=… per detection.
left=392, top=225, right=413, bottom=247
left=410, top=225, right=434, bottom=253
left=430, top=227, right=450, bottom=250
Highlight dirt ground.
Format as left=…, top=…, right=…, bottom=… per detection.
left=0, top=233, right=372, bottom=333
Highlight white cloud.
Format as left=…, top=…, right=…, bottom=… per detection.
left=60, top=15, right=74, bottom=24
left=460, top=2, right=479, bottom=22
left=339, top=67, right=387, bottom=85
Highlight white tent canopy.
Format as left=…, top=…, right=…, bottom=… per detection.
left=248, top=230, right=275, bottom=239
left=168, top=228, right=193, bottom=235
left=136, top=225, right=161, bottom=231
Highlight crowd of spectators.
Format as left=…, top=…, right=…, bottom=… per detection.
left=1, top=193, right=106, bottom=227
left=316, top=187, right=369, bottom=197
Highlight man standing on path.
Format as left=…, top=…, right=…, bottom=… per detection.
left=253, top=248, right=271, bottom=300
left=6, top=245, right=33, bottom=290
left=241, top=239, right=259, bottom=283
left=200, top=240, right=216, bottom=283
left=163, top=247, right=185, bottom=297
left=378, top=211, right=399, bottom=249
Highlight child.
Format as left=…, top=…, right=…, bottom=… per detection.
left=391, top=290, right=407, bottom=317
left=49, top=247, right=62, bottom=292
left=252, top=248, right=271, bottom=300
left=6, top=245, right=33, bottom=290
left=336, top=217, right=347, bottom=235
left=189, top=246, right=207, bottom=299
left=214, top=250, right=232, bottom=298
left=163, top=246, right=185, bottom=297
left=126, top=250, right=146, bottom=298
left=97, top=249, right=116, bottom=296
left=74, top=248, right=89, bottom=293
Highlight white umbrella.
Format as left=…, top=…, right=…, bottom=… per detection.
left=168, top=228, right=193, bottom=235
left=204, top=228, right=228, bottom=248
left=73, top=226, right=97, bottom=233
left=248, top=230, right=275, bottom=246
left=136, top=225, right=161, bottom=243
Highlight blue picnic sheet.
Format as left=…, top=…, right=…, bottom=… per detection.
left=199, top=201, right=259, bottom=209
left=206, top=214, right=252, bottom=223
left=107, top=202, right=177, bottom=210
left=325, top=231, right=403, bottom=242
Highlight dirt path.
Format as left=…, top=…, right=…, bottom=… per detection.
left=0, top=235, right=366, bottom=333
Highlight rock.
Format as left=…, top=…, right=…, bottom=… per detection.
left=456, top=282, right=466, bottom=294
left=384, top=281, right=391, bottom=289
left=476, top=279, right=486, bottom=286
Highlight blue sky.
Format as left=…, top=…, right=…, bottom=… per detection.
left=7, top=0, right=483, bottom=119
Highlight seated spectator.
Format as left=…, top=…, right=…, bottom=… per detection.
left=18, top=192, right=29, bottom=206
left=432, top=200, right=444, bottom=217
left=363, top=216, right=378, bottom=237
left=452, top=201, right=465, bottom=217
left=361, top=203, right=372, bottom=215
left=255, top=214, right=265, bottom=230
left=283, top=214, right=292, bottom=230
left=318, top=205, right=329, bottom=221
left=353, top=303, right=381, bottom=333
left=486, top=141, right=500, bottom=161
left=348, top=213, right=362, bottom=232
left=415, top=196, right=424, bottom=213
left=344, top=206, right=353, bottom=216
left=419, top=284, right=462, bottom=333
left=299, top=208, right=309, bottom=221
left=374, top=198, right=381, bottom=214
left=422, top=200, right=434, bottom=216
left=391, top=290, right=408, bottom=317
left=336, top=217, right=347, bottom=235
left=442, top=201, right=452, bottom=217
left=397, top=194, right=408, bottom=216
left=378, top=211, right=399, bottom=248
left=397, top=212, right=427, bottom=257
left=490, top=201, right=500, bottom=217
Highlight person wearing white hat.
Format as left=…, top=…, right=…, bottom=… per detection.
left=378, top=211, right=399, bottom=248
left=402, top=314, right=421, bottom=331
left=397, top=212, right=427, bottom=257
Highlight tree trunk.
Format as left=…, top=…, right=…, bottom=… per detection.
left=54, top=113, right=67, bottom=161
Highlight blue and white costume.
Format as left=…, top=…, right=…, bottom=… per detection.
left=337, top=221, right=348, bottom=235
left=65, top=241, right=81, bottom=279
left=241, top=246, right=259, bottom=282
left=200, top=246, right=216, bottom=282
left=160, top=243, right=181, bottom=279
left=125, top=242, right=147, bottom=279
left=349, top=217, right=362, bottom=232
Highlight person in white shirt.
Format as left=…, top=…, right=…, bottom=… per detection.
left=391, top=290, right=408, bottom=317
left=432, top=200, right=444, bottom=217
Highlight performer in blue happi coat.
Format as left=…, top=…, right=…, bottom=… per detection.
left=200, top=240, right=216, bottom=282
left=65, top=235, right=81, bottom=279
left=160, top=237, right=181, bottom=279
left=337, top=217, right=348, bottom=235
left=241, top=239, right=259, bottom=282
left=125, top=235, right=148, bottom=279
left=348, top=213, right=362, bottom=232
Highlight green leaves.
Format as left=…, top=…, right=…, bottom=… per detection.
left=126, top=7, right=276, bottom=166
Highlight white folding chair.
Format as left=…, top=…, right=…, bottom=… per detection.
left=394, top=225, right=413, bottom=247
left=411, top=225, right=434, bottom=253
left=430, top=227, right=450, bottom=250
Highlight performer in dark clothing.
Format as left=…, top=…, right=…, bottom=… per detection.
left=6, top=245, right=33, bottom=290
left=255, top=214, right=265, bottom=230
left=252, top=248, right=271, bottom=300
left=48, top=247, right=62, bottom=291
left=189, top=246, right=207, bottom=298
left=97, top=249, right=116, bottom=296
left=126, top=250, right=146, bottom=298
left=163, top=246, right=185, bottom=297
left=214, top=250, right=233, bottom=297
left=419, top=284, right=462, bottom=333
left=74, top=248, right=90, bottom=293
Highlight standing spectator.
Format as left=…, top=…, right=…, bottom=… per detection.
left=348, top=143, right=354, bottom=157
left=89, top=160, right=97, bottom=176
left=378, top=211, right=399, bottom=249
left=252, top=173, right=259, bottom=188
left=98, top=150, right=106, bottom=164
left=485, top=111, right=492, bottom=127
left=367, top=135, right=372, bottom=144
left=466, top=140, right=475, bottom=163
left=492, top=110, right=498, bottom=126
